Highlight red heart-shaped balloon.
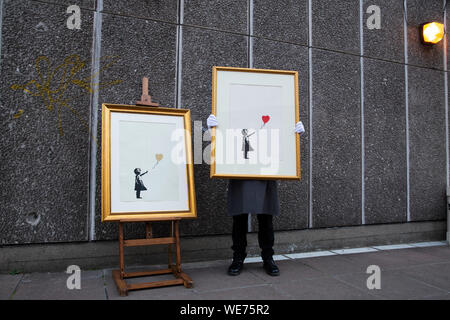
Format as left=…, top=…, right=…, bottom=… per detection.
left=262, top=115, right=270, bottom=124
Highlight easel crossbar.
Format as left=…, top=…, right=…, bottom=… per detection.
left=124, top=237, right=175, bottom=247
left=127, top=279, right=185, bottom=290
left=124, top=269, right=173, bottom=278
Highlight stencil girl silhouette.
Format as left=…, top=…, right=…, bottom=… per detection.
left=134, top=168, right=148, bottom=199
left=241, top=129, right=255, bottom=159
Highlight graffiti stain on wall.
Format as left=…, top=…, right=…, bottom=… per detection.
left=10, top=54, right=123, bottom=141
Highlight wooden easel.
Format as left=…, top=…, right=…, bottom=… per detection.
left=112, top=78, right=193, bottom=296
left=112, top=218, right=193, bottom=296
left=136, top=77, right=160, bottom=107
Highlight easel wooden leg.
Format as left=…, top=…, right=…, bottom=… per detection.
left=175, top=220, right=181, bottom=273
left=113, top=222, right=128, bottom=296
left=145, top=222, right=153, bottom=239
left=173, top=220, right=193, bottom=288
left=119, top=222, right=124, bottom=277
left=168, top=221, right=173, bottom=268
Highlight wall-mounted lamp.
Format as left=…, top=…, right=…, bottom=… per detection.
left=420, top=22, right=445, bottom=45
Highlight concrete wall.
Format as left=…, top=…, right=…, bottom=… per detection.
left=0, top=1, right=448, bottom=246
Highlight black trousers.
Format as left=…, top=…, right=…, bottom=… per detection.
left=232, top=214, right=274, bottom=261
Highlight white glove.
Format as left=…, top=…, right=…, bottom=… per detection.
left=207, top=114, right=218, bottom=129
left=295, top=121, right=305, bottom=135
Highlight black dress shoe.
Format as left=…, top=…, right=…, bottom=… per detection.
left=263, top=259, right=280, bottom=276
left=228, top=260, right=244, bottom=276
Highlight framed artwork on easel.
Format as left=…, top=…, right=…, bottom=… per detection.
left=210, top=66, right=301, bottom=180
left=101, top=104, right=197, bottom=222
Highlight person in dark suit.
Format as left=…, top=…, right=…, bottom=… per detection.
left=134, top=168, right=148, bottom=199
left=207, top=114, right=305, bottom=276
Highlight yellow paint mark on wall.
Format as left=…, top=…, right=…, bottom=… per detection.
left=13, top=109, right=24, bottom=118
left=10, top=54, right=123, bottom=142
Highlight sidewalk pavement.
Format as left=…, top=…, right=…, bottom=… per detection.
left=1, top=242, right=449, bottom=300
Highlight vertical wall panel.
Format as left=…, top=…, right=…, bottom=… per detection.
left=312, top=0, right=360, bottom=54
left=0, top=0, right=94, bottom=244
left=253, top=0, right=308, bottom=45
left=252, top=38, right=309, bottom=231
left=364, top=58, right=407, bottom=224
left=407, top=0, right=444, bottom=70
left=408, top=66, right=446, bottom=221
left=94, top=14, right=178, bottom=240
left=102, top=0, right=178, bottom=23
left=363, top=0, right=404, bottom=63
left=183, top=0, right=248, bottom=33
left=311, top=49, right=362, bottom=228
left=179, top=26, right=248, bottom=236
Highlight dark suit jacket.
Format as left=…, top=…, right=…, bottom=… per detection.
left=227, top=180, right=279, bottom=216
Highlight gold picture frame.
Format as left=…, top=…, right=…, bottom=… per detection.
left=210, top=66, right=301, bottom=180
left=101, top=104, right=197, bottom=221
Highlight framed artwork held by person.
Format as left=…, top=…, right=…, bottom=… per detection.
left=210, top=66, right=301, bottom=180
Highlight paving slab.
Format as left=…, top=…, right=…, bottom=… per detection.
left=299, top=255, right=370, bottom=276
left=336, top=269, right=448, bottom=300
left=400, top=263, right=450, bottom=292
left=406, top=246, right=450, bottom=261
left=274, top=276, right=378, bottom=300
left=185, top=263, right=267, bottom=294
left=0, top=274, right=22, bottom=300
left=106, top=282, right=202, bottom=301
left=12, top=270, right=106, bottom=300
left=197, top=284, right=291, bottom=300
left=419, top=294, right=450, bottom=300
left=339, top=247, right=449, bottom=271
left=247, top=259, right=325, bottom=284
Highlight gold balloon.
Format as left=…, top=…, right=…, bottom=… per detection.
left=155, top=154, right=163, bottom=162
